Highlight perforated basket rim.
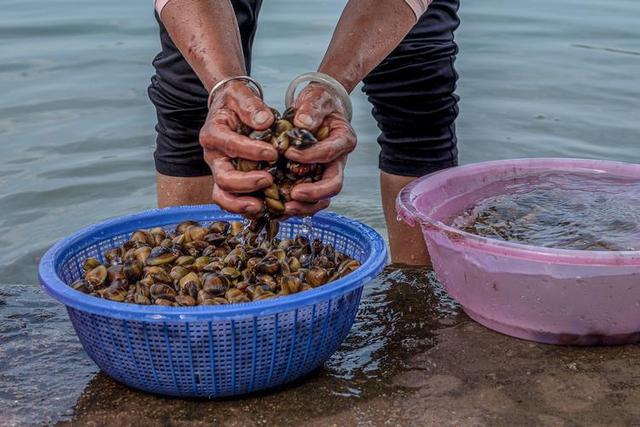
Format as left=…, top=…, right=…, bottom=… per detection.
left=39, top=206, right=388, bottom=322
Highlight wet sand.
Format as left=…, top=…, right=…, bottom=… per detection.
left=4, top=266, right=638, bottom=426
left=61, top=322, right=640, bottom=427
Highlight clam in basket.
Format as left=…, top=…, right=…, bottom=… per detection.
left=39, top=206, right=387, bottom=397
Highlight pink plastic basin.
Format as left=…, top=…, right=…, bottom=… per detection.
left=397, top=158, right=640, bottom=346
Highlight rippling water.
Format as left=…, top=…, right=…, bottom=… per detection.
left=1, top=268, right=462, bottom=425
left=1, top=0, right=639, bottom=424
left=452, top=172, right=640, bottom=250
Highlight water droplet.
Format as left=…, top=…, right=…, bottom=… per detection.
left=301, top=216, right=314, bottom=239
left=301, top=216, right=318, bottom=261
left=237, top=218, right=252, bottom=245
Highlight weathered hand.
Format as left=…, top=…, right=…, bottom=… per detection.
left=199, top=80, right=278, bottom=216
left=284, top=83, right=356, bottom=216
left=285, top=155, right=346, bottom=216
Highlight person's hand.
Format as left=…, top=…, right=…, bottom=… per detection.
left=199, top=80, right=278, bottom=217
left=284, top=83, right=357, bottom=216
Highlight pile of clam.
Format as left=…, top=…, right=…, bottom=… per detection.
left=235, top=107, right=325, bottom=236
left=71, top=220, right=360, bottom=306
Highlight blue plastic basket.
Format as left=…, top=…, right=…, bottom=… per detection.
left=39, top=206, right=387, bottom=398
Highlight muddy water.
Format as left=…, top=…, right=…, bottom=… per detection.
left=1, top=267, right=462, bottom=425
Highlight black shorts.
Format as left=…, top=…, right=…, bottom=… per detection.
left=148, top=0, right=460, bottom=178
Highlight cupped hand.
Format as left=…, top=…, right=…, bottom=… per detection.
left=284, top=83, right=356, bottom=216
left=199, top=80, right=278, bottom=216
left=285, top=156, right=346, bottom=216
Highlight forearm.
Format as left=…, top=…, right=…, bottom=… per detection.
left=158, top=0, right=246, bottom=91
left=318, top=0, right=422, bottom=93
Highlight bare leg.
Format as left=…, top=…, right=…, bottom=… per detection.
left=156, top=172, right=214, bottom=208
left=380, top=170, right=430, bottom=266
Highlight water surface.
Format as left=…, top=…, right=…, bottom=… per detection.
left=452, top=172, right=640, bottom=250
left=1, top=267, right=462, bottom=425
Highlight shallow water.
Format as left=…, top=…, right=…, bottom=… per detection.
left=452, top=172, right=640, bottom=250
left=1, top=267, right=462, bottom=425
left=1, top=0, right=640, bottom=424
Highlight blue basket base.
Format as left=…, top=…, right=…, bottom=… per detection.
left=68, top=288, right=362, bottom=398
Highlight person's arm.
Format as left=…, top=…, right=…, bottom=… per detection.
left=285, top=0, right=425, bottom=215
left=319, top=0, right=423, bottom=94
left=159, top=0, right=246, bottom=91
left=158, top=0, right=278, bottom=216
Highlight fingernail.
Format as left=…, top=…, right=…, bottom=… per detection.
left=254, top=110, right=270, bottom=125
left=257, top=177, right=270, bottom=187
left=242, top=205, right=256, bottom=215
left=298, top=113, right=313, bottom=128
left=261, top=148, right=276, bottom=160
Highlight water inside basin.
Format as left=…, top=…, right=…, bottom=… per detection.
left=451, top=171, right=640, bottom=251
